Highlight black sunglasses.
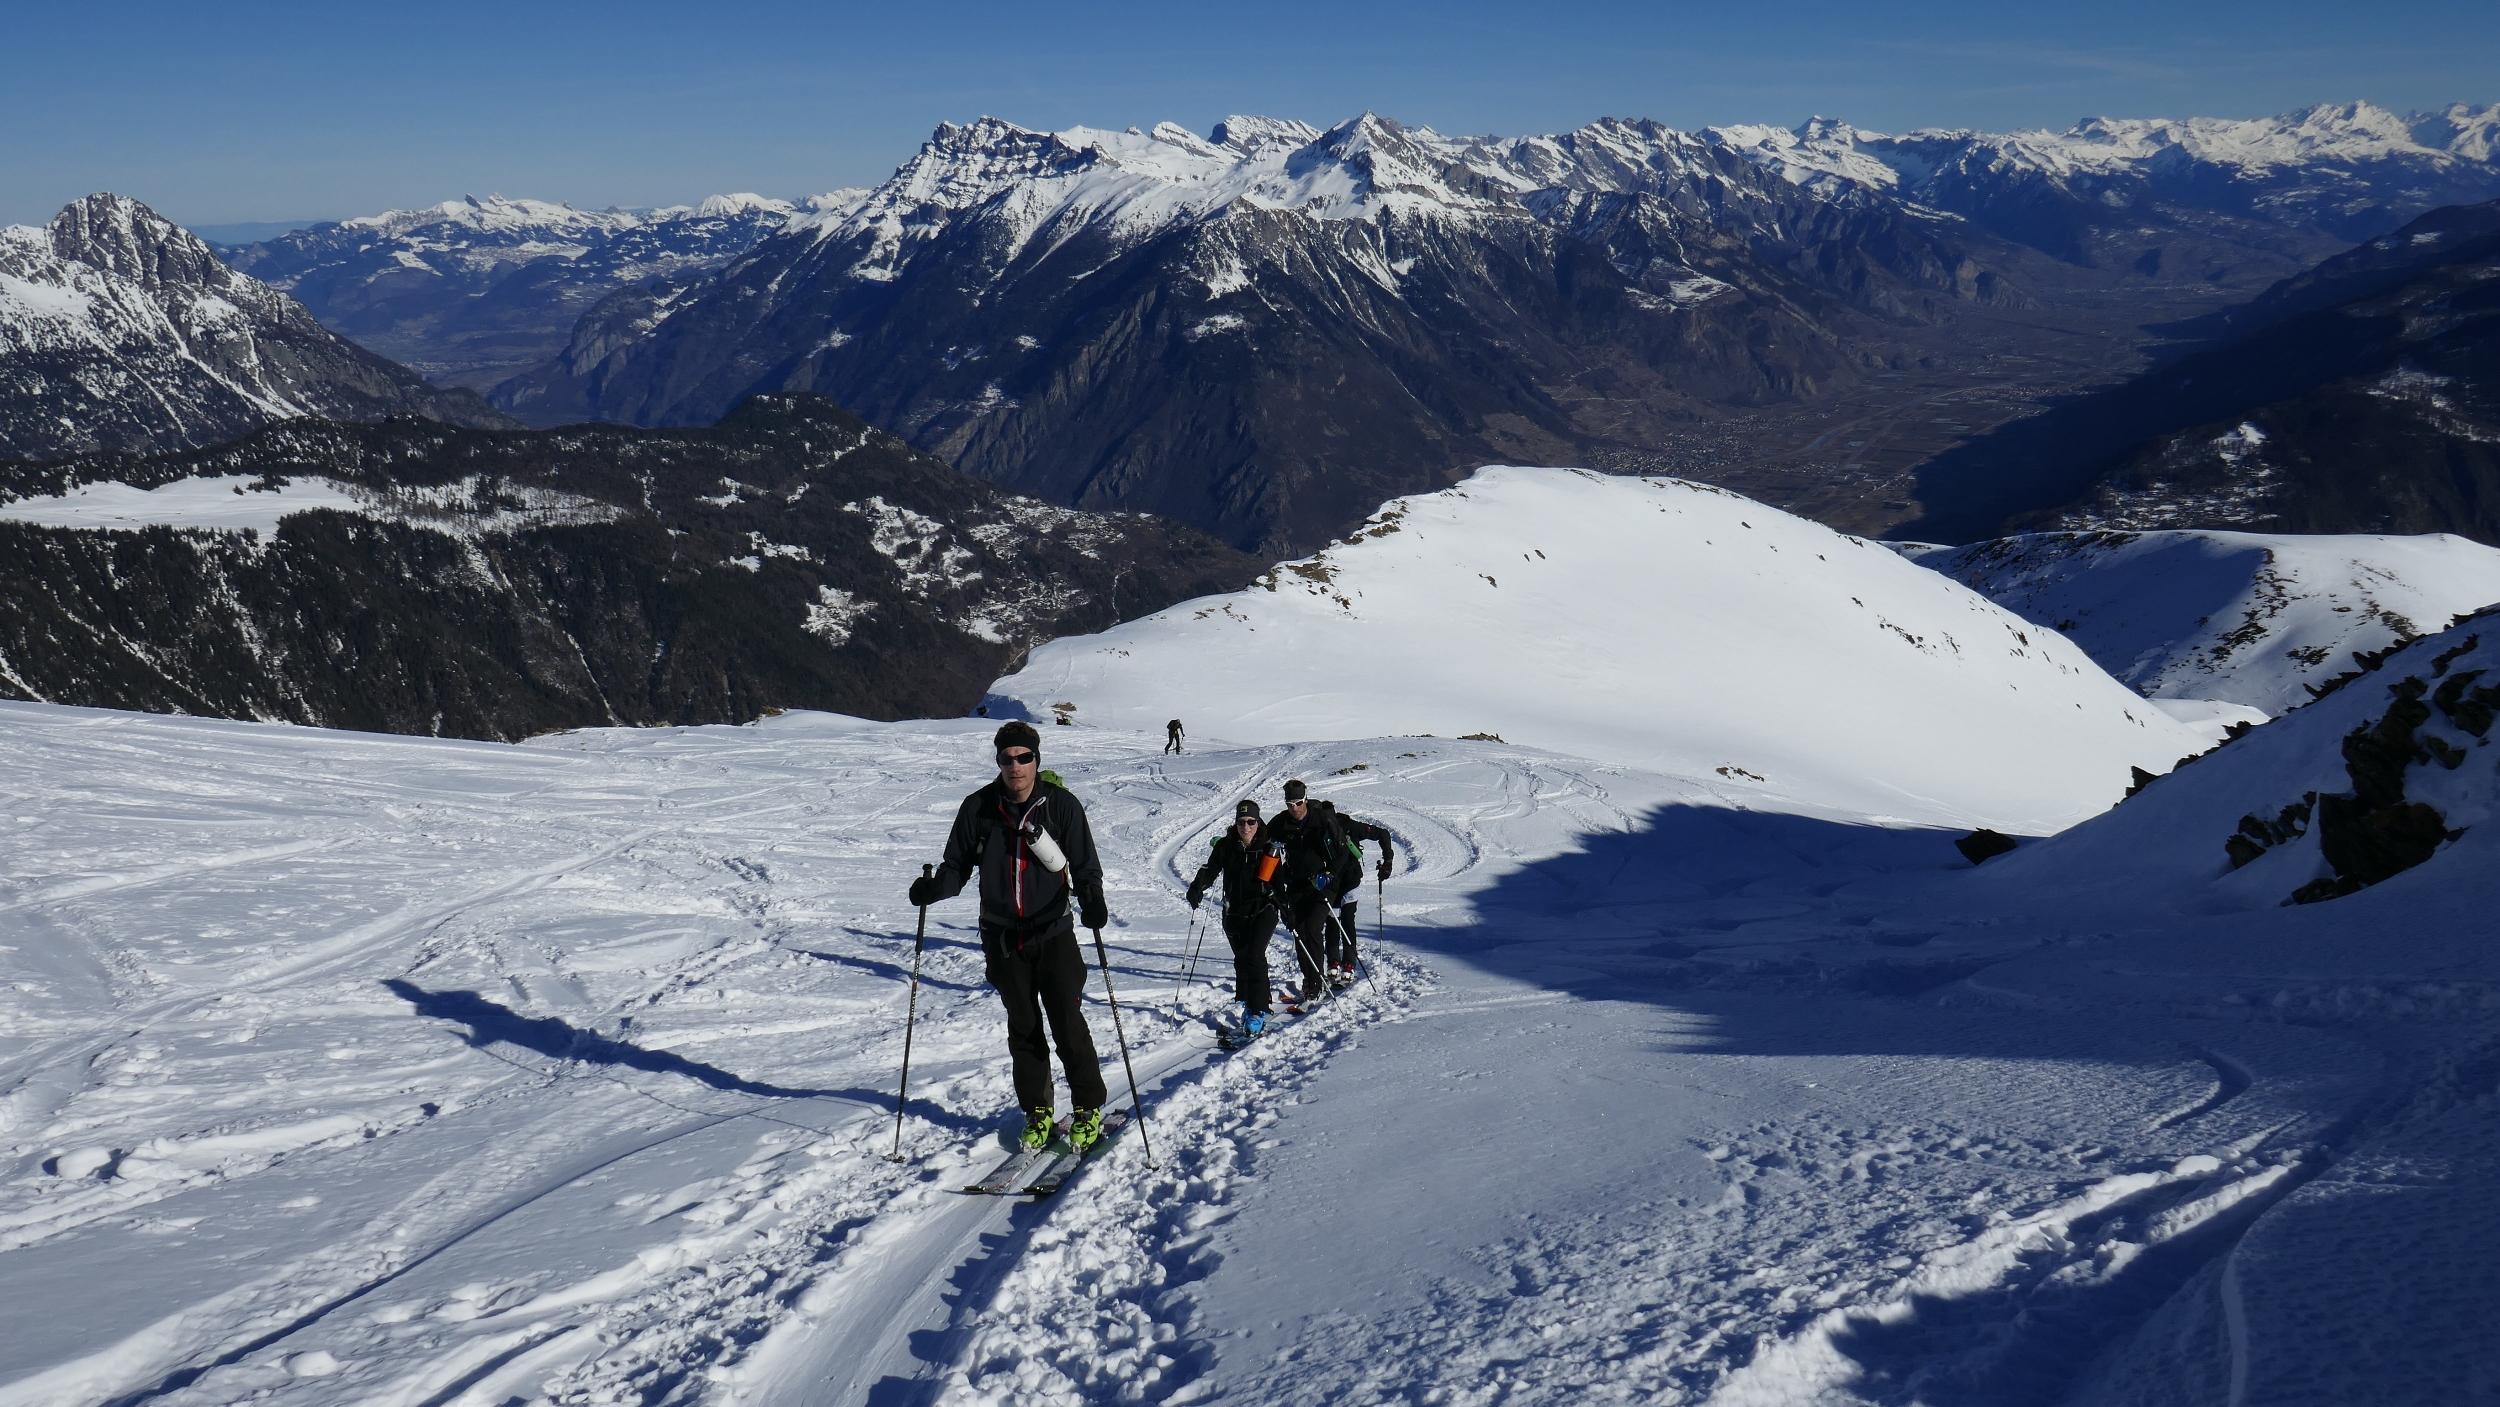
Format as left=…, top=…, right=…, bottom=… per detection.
left=997, top=750, right=1038, bottom=765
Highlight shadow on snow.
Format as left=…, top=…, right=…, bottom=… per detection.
left=382, top=979, right=972, bottom=1127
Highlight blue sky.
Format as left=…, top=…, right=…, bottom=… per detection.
left=5, top=0, right=2495, bottom=227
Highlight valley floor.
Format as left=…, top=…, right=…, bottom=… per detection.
left=0, top=706, right=2489, bottom=1405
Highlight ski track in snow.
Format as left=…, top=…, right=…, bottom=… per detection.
left=0, top=703, right=2441, bottom=1404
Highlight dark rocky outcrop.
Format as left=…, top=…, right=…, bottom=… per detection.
left=1954, top=828, right=2019, bottom=865
left=0, top=394, right=1256, bottom=740
left=2221, top=628, right=2494, bottom=902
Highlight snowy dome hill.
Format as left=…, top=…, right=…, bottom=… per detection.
left=1909, top=529, right=2500, bottom=714
left=990, top=468, right=2208, bottom=833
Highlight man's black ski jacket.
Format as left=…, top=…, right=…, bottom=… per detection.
left=1266, top=801, right=1393, bottom=899
left=928, top=778, right=1107, bottom=937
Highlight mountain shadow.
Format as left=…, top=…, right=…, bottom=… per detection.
left=1896, top=198, right=2500, bottom=545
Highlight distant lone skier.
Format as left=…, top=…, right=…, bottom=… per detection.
left=1165, top=719, right=1186, bottom=755
left=909, top=721, right=1112, bottom=1153
left=1186, top=799, right=1284, bottom=1036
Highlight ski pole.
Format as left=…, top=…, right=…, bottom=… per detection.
left=886, top=864, right=933, bottom=1164
left=1174, top=912, right=1208, bottom=1004
left=1326, top=906, right=1375, bottom=997
left=1092, top=927, right=1158, bottom=1168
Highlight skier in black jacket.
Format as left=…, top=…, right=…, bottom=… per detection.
left=1266, top=779, right=1394, bottom=1002
left=1318, top=800, right=1394, bottom=976
left=908, top=721, right=1111, bottom=1152
left=1186, top=799, right=1284, bottom=1033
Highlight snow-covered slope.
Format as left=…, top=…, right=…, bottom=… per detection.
left=220, top=192, right=864, bottom=390
left=1909, top=529, right=2500, bottom=713
left=4, top=673, right=2495, bottom=1403
left=990, top=467, right=2206, bottom=832
left=0, top=195, right=509, bottom=460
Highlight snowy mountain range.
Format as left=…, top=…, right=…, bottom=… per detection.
left=220, top=192, right=864, bottom=391
left=490, top=111, right=2037, bottom=553
left=0, top=195, right=510, bottom=462
left=0, top=394, right=1252, bottom=737
left=1723, top=101, right=2500, bottom=259
left=456, top=101, right=2500, bottom=553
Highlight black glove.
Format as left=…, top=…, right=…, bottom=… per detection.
left=1081, top=899, right=1109, bottom=931
left=908, top=874, right=940, bottom=907
left=1185, top=884, right=1206, bottom=910
left=1376, top=855, right=1392, bottom=881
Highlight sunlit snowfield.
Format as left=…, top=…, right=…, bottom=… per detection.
left=0, top=702, right=2472, bottom=1405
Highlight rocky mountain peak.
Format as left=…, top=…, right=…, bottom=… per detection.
left=46, top=193, right=232, bottom=293
left=899, top=117, right=1104, bottom=208
left=1211, top=114, right=1320, bottom=157
left=2412, top=102, right=2500, bottom=161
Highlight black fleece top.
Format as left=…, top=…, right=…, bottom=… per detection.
left=1189, top=830, right=1282, bottom=919
left=928, top=778, right=1108, bottom=933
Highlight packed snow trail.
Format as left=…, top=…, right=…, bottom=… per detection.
left=0, top=707, right=1445, bottom=1407
left=3, top=701, right=2491, bottom=1403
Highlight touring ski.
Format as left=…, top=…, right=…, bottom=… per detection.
left=1024, top=1110, right=1132, bottom=1197
left=963, top=1120, right=1067, bottom=1194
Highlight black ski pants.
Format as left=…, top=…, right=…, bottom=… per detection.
left=982, top=921, right=1108, bottom=1114
left=1224, top=908, right=1277, bottom=1014
left=1285, top=896, right=1336, bottom=994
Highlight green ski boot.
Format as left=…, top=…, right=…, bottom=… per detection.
left=1069, top=1107, right=1105, bottom=1153
left=1020, top=1107, right=1056, bottom=1151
